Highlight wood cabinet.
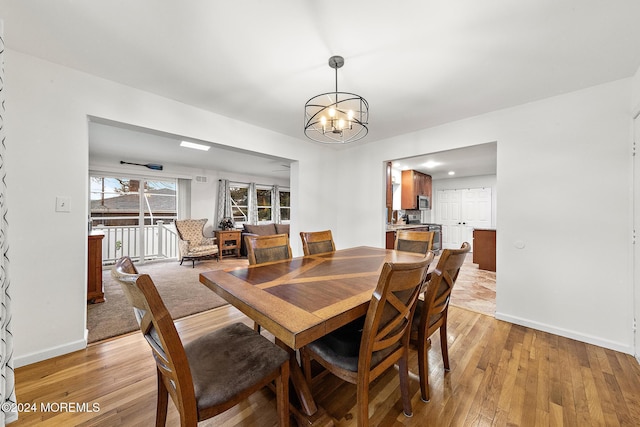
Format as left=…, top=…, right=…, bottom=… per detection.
left=385, top=231, right=395, bottom=249
left=386, top=162, right=393, bottom=223
left=87, top=231, right=105, bottom=303
left=473, top=229, right=496, bottom=271
left=401, top=169, right=432, bottom=210
left=215, top=230, right=241, bottom=258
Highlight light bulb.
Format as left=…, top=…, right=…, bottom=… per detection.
left=348, top=110, right=354, bottom=120
left=328, top=108, right=336, bottom=117
left=338, top=119, right=345, bottom=130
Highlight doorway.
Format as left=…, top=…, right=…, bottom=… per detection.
left=387, top=142, right=497, bottom=316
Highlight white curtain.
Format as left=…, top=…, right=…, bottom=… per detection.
left=177, top=178, right=191, bottom=220
left=248, top=182, right=258, bottom=224
left=0, top=20, right=17, bottom=425
left=216, top=179, right=232, bottom=227
left=272, top=185, right=281, bottom=223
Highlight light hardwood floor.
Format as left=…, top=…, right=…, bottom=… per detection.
left=13, top=302, right=640, bottom=426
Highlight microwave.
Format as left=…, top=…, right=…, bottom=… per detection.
left=417, top=195, right=430, bottom=210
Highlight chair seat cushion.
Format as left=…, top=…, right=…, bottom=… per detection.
left=187, top=244, right=218, bottom=256
left=185, top=322, right=289, bottom=410
left=306, top=316, right=399, bottom=372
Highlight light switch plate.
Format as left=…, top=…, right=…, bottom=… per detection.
left=56, top=196, right=70, bottom=212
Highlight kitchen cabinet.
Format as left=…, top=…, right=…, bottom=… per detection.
left=473, top=229, right=496, bottom=271
left=386, top=230, right=395, bottom=249
left=401, top=169, right=432, bottom=210
left=386, top=162, right=393, bottom=223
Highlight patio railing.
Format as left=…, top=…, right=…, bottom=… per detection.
left=94, top=220, right=179, bottom=265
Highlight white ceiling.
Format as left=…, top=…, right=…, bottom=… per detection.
left=3, top=1, right=640, bottom=179
left=88, top=118, right=294, bottom=179
left=393, top=142, right=497, bottom=180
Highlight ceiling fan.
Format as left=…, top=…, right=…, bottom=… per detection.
left=271, top=164, right=291, bottom=173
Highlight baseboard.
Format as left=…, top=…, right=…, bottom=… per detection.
left=495, top=311, right=634, bottom=356
left=14, top=338, right=87, bottom=368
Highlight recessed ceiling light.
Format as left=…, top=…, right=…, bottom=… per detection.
left=180, top=141, right=210, bottom=151
left=448, top=171, right=455, bottom=176
left=423, top=161, right=442, bottom=168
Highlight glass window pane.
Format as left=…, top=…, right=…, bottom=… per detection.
left=280, top=208, right=290, bottom=221
left=256, top=189, right=271, bottom=206
left=279, top=191, right=290, bottom=207
left=230, top=185, right=249, bottom=223
left=258, top=208, right=272, bottom=221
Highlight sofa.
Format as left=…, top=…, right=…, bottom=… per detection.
left=240, top=223, right=290, bottom=256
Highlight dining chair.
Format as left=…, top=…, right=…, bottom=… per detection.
left=174, top=219, right=219, bottom=267
left=244, top=233, right=293, bottom=332
left=299, top=230, right=336, bottom=255
left=111, top=256, right=290, bottom=427
left=394, top=229, right=435, bottom=255
left=244, top=233, right=292, bottom=266
left=300, top=253, right=434, bottom=427
left=410, top=242, right=471, bottom=402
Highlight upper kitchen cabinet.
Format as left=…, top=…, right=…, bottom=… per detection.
left=401, top=170, right=432, bottom=210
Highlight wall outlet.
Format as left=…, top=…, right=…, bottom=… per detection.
left=56, top=196, right=71, bottom=212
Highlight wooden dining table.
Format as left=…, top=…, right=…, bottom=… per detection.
left=199, top=246, right=427, bottom=424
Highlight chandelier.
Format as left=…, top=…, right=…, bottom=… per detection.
left=304, top=55, right=369, bottom=144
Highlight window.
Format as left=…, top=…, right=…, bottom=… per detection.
left=230, top=184, right=249, bottom=224
left=227, top=182, right=290, bottom=225
left=90, top=176, right=177, bottom=227
left=256, top=187, right=272, bottom=222
left=279, top=189, right=290, bottom=221
left=90, top=175, right=177, bottom=262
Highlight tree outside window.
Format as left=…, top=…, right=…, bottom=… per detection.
left=230, top=185, right=248, bottom=223
left=279, top=190, right=290, bottom=221
left=256, top=188, right=272, bottom=222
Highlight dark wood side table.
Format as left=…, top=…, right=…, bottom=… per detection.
left=88, top=231, right=105, bottom=303
left=215, top=229, right=241, bottom=258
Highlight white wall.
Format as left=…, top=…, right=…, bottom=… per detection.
left=337, top=78, right=634, bottom=353
left=632, top=64, right=640, bottom=361
left=4, top=46, right=636, bottom=367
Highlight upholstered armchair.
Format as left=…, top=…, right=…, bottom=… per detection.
left=174, top=219, right=219, bottom=267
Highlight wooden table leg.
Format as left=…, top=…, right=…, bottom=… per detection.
left=274, top=339, right=335, bottom=426
left=276, top=339, right=317, bottom=415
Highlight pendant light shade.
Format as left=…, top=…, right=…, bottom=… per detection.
left=304, top=56, right=369, bottom=144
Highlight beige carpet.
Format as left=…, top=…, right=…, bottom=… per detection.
left=87, top=257, right=249, bottom=343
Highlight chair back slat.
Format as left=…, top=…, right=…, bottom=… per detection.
left=300, top=230, right=336, bottom=256
left=395, top=230, right=434, bottom=255
left=421, top=243, right=470, bottom=324
left=245, top=234, right=292, bottom=265
left=360, top=253, right=433, bottom=367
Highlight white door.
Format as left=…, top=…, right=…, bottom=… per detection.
left=438, top=189, right=463, bottom=249
left=437, top=187, right=492, bottom=250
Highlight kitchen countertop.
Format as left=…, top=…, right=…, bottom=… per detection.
left=386, top=224, right=433, bottom=231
